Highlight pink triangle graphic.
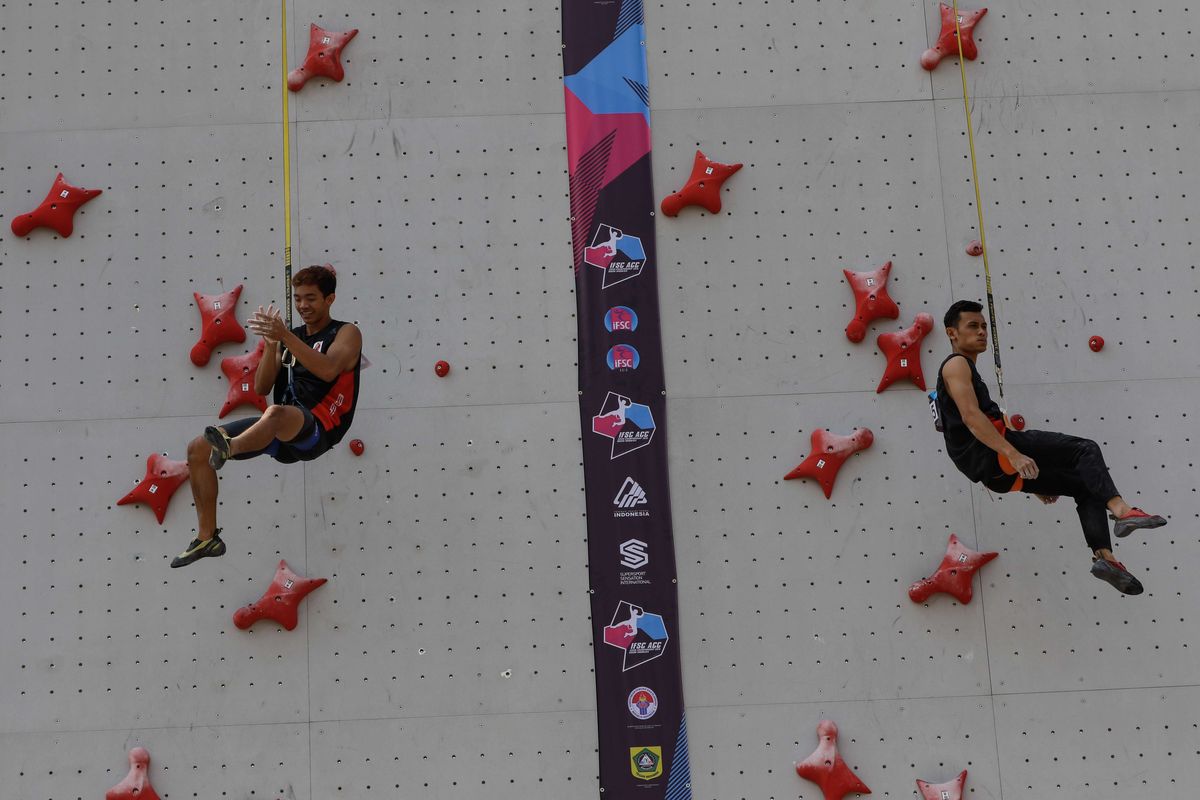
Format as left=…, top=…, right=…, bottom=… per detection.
left=565, top=87, right=651, bottom=189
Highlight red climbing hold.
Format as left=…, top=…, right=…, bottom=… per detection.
left=916, top=769, right=968, bottom=800
left=784, top=428, right=874, bottom=499
left=105, top=747, right=160, bottom=800
left=10, top=173, right=102, bottom=238
left=349, top=438, right=365, bottom=456
left=908, top=533, right=997, bottom=605
left=117, top=454, right=190, bottom=524
left=288, top=24, right=358, bottom=91
left=966, top=240, right=984, bottom=256
left=843, top=261, right=900, bottom=343
left=660, top=150, right=742, bottom=217
left=435, top=360, right=451, bottom=377
left=795, top=720, right=872, bottom=800
left=1089, top=335, right=1105, bottom=352
left=233, top=560, right=327, bottom=631
left=1009, top=413, right=1025, bottom=431
left=876, top=313, right=935, bottom=393
left=219, top=341, right=268, bottom=418
left=190, top=284, right=246, bottom=367
left=921, top=4, right=988, bottom=71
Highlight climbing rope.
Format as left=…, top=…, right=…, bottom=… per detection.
left=951, top=0, right=1005, bottom=407
left=280, top=0, right=294, bottom=330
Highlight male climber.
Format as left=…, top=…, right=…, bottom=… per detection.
left=935, top=300, right=1165, bottom=594
left=172, top=265, right=363, bottom=567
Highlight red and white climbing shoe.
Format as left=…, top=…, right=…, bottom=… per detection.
left=1112, top=508, right=1167, bottom=539
left=1090, top=558, right=1143, bottom=595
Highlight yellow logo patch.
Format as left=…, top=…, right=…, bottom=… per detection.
left=630, top=746, right=663, bottom=781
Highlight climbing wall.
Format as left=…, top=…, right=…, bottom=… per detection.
left=1, top=1, right=1197, bottom=799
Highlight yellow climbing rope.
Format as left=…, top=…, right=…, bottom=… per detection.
left=951, top=0, right=1006, bottom=406
left=280, top=0, right=294, bottom=328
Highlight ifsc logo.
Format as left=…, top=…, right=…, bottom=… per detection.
left=604, top=306, right=639, bottom=333
left=583, top=224, right=647, bottom=288
left=606, top=344, right=641, bottom=372
left=603, top=601, right=669, bottom=671
left=591, top=392, right=655, bottom=459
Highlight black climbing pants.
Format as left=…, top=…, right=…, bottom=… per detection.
left=983, top=430, right=1120, bottom=552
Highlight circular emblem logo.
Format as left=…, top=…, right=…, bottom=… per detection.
left=604, top=306, right=639, bottom=333
left=627, top=686, right=659, bottom=719
left=606, top=344, right=641, bottom=371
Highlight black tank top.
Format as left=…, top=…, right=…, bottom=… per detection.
left=935, top=353, right=1003, bottom=482
left=276, top=320, right=361, bottom=444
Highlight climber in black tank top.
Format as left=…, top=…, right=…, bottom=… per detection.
left=936, top=300, right=1165, bottom=595
left=173, top=265, right=363, bottom=568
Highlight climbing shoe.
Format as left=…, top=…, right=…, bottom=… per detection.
left=204, top=425, right=232, bottom=471
left=170, top=531, right=226, bottom=568
left=1112, top=507, right=1167, bottom=539
left=1090, top=558, right=1143, bottom=595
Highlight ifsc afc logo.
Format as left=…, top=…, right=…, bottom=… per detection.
left=602, top=601, right=669, bottom=671
left=592, top=392, right=655, bottom=459
left=583, top=224, right=646, bottom=288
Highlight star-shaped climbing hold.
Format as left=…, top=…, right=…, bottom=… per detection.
left=116, top=454, right=190, bottom=524
left=190, top=284, right=246, bottom=367
left=233, top=560, right=327, bottom=631
left=843, top=261, right=900, bottom=343
left=219, top=341, right=268, bottom=418
left=660, top=150, right=742, bottom=216
left=916, top=769, right=968, bottom=800
left=784, top=428, right=874, bottom=499
left=105, top=747, right=160, bottom=800
left=921, top=4, right=987, bottom=71
left=908, top=534, right=997, bottom=604
left=876, top=313, right=935, bottom=393
left=288, top=23, right=358, bottom=91
left=10, top=173, right=102, bottom=238
left=795, top=720, right=872, bottom=800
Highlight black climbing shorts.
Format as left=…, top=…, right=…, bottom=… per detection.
left=220, top=404, right=332, bottom=464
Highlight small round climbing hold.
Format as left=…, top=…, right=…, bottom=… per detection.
left=1089, top=335, right=1105, bottom=352
left=1009, top=414, right=1026, bottom=431
left=966, top=240, right=984, bottom=256
left=349, top=439, right=365, bottom=456
left=435, top=360, right=451, bottom=377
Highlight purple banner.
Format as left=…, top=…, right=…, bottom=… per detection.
left=562, top=2, right=691, bottom=798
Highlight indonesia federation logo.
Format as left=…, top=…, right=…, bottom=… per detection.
left=603, top=601, right=669, bottom=671
left=629, top=746, right=663, bottom=781
left=592, top=392, right=655, bottom=459
left=627, top=686, right=659, bottom=720
left=606, top=344, right=641, bottom=372
left=584, top=224, right=647, bottom=288
left=604, top=306, right=639, bottom=333
left=613, top=477, right=648, bottom=516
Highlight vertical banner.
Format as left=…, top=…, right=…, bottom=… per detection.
left=562, top=2, right=692, bottom=798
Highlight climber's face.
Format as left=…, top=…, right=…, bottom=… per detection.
left=947, top=311, right=988, bottom=355
left=294, top=283, right=334, bottom=327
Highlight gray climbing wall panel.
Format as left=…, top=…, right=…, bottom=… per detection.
left=1, top=1, right=1198, bottom=799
